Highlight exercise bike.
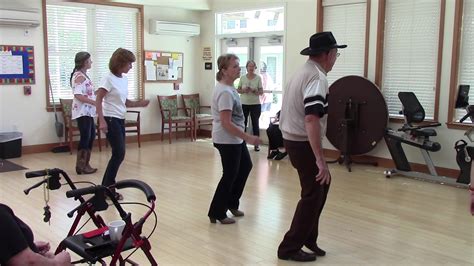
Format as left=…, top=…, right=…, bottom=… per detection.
left=384, top=91, right=468, bottom=188
left=23, top=168, right=158, bottom=265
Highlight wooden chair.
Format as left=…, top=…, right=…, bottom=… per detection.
left=181, top=93, right=213, bottom=140
left=59, top=99, right=102, bottom=154
left=97, top=110, right=141, bottom=149
left=157, top=95, right=194, bottom=143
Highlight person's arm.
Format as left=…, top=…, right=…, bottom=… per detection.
left=125, top=99, right=150, bottom=108
left=95, top=88, right=108, bottom=133
left=236, top=78, right=244, bottom=94
left=305, top=114, right=330, bottom=184
left=7, top=248, right=71, bottom=266
left=255, top=76, right=264, bottom=95
left=220, top=110, right=260, bottom=146
left=73, top=76, right=95, bottom=106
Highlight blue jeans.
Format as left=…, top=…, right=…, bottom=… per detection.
left=102, top=117, right=125, bottom=187
left=208, top=142, right=253, bottom=219
left=76, top=116, right=96, bottom=150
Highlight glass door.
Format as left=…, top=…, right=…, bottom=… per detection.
left=254, top=36, right=284, bottom=125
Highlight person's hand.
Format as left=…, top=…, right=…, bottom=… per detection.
left=35, top=241, right=50, bottom=255
left=53, top=251, right=71, bottom=266
left=315, top=159, right=331, bottom=185
left=99, top=118, right=108, bottom=134
left=244, top=87, right=251, bottom=93
left=245, top=135, right=261, bottom=146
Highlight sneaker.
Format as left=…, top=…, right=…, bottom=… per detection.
left=274, top=152, right=288, bottom=160
left=267, top=150, right=280, bottom=159
left=254, top=145, right=260, bottom=152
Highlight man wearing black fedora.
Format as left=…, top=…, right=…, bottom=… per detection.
left=277, top=31, right=346, bottom=262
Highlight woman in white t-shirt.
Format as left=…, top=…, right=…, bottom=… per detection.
left=208, top=54, right=261, bottom=224
left=70, top=51, right=97, bottom=175
left=237, top=60, right=263, bottom=151
left=96, top=48, right=150, bottom=201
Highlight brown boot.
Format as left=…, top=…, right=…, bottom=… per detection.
left=83, top=149, right=97, bottom=174
left=75, top=149, right=86, bottom=175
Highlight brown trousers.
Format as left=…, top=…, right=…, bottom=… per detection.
left=277, top=139, right=330, bottom=257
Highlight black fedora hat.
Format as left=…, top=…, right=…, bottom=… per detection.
left=300, top=31, right=347, bottom=56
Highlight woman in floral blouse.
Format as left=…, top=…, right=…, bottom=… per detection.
left=70, top=51, right=97, bottom=175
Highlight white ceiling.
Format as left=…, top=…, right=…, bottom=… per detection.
left=109, top=0, right=211, bottom=10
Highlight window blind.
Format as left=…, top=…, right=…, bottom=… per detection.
left=46, top=3, right=142, bottom=105
left=46, top=5, right=88, bottom=104
left=322, top=1, right=367, bottom=85
left=455, top=0, right=474, bottom=122
left=382, top=0, right=441, bottom=119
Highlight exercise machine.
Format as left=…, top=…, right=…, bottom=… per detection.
left=24, top=168, right=158, bottom=265
left=384, top=91, right=468, bottom=188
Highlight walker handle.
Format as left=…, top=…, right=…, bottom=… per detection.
left=115, top=179, right=156, bottom=202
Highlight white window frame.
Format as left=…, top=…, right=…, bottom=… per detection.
left=43, top=0, right=143, bottom=107
left=319, top=0, right=370, bottom=85
left=377, top=0, right=444, bottom=120
left=452, top=0, right=474, bottom=123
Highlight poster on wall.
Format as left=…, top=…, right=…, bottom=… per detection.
left=0, top=45, right=35, bottom=85
left=144, top=50, right=183, bottom=83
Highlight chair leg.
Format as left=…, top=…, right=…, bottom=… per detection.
left=67, top=130, right=73, bottom=155
left=161, top=122, right=164, bottom=142
left=97, top=128, right=102, bottom=152
left=137, top=127, right=141, bottom=148
left=169, top=122, right=172, bottom=144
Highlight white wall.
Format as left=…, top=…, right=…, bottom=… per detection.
left=0, top=0, right=202, bottom=144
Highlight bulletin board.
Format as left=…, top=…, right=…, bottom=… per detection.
left=144, top=50, right=183, bottom=83
left=0, top=45, right=35, bottom=84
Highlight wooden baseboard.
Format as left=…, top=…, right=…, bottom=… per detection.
left=323, top=149, right=459, bottom=179
left=20, top=133, right=460, bottom=179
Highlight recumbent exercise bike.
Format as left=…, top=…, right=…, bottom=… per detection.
left=384, top=91, right=469, bottom=188
left=23, top=168, right=158, bottom=265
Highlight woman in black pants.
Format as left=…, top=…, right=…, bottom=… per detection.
left=208, top=54, right=261, bottom=224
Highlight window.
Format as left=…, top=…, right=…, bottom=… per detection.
left=318, top=0, right=369, bottom=85
left=376, top=0, right=444, bottom=120
left=216, top=7, right=284, bottom=35
left=227, top=20, right=236, bottom=29
left=240, top=19, right=247, bottom=28
left=449, top=0, right=474, bottom=125
left=44, top=1, right=143, bottom=106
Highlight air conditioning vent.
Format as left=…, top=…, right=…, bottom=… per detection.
left=149, top=20, right=200, bottom=36
left=0, top=8, right=40, bottom=28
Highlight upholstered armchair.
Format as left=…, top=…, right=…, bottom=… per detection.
left=157, top=95, right=194, bottom=143
left=181, top=93, right=213, bottom=140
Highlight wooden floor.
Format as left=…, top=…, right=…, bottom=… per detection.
left=1, top=139, right=473, bottom=265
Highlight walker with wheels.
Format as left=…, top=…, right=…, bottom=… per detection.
left=23, top=168, right=158, bottom=265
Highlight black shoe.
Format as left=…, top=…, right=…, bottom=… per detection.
left=278, top=250, right=316, bottom=262
left=254, top=145, right=260, bottom=151
left=274, top=151, right=288, bottom=160
left=267, top=150, right=280, bottom=159
left=305, top=244, right=326, bottom=256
